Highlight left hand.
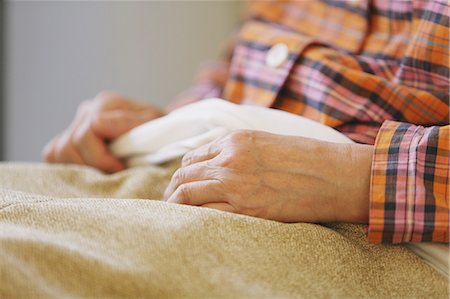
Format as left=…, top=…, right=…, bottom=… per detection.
left=164, top=130, right=373, bottom=224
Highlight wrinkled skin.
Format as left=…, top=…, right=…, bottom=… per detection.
left=43, top=92, right=163, bottom=173
left=164, top=130, right=373, bottom=224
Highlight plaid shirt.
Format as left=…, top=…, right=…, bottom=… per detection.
left=172, top=0, right=449, bottom=244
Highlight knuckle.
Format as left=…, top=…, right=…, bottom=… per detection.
left=78, top=100, right=91, bottom=112
left=70, top=130, right=85, bottom=148
left=95, top=91, right=114, bottom=102
left=172, top=168, right=186, bottom=183
left=216, top=152, right=235, bottom=168
left=229, top=144, right=244, bottom=156
left=220, top=151, right=253, bottom=171
left=93, top=91, right=118, bottom=109
left=90, top=111, right=104, bottom=128
left=177, top=184, right=191, bottom=204
left=227, top=130, right=253, bottom=144
left=181, top=153, right=192, bottom=166
left=226, top=131, right=243, bottom=144
left=75, top=100, right=94, bottom=118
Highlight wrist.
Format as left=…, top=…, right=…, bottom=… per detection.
left=334, top=143, right=373, bottom=223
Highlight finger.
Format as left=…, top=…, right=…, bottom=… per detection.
left=79, top=134, right=124, bottom=172
left=65, top=100, right=94, bottom=136
left=73, top=100, right=93, bottom=125
left=166, top=180, right=225, bottom=206
left=201, top=202, right=235, bottom=213
left=43, top=100, right=93, bottom=162
left=58, top=144, right=86, bottom=166
left=91, top=109, right=159, bottom=139
left=42, top=136, right=59, bottom=162
left=164, top=161, right=220, bottom=200
left=72, top=121, right=124, bottom=173
left=51, top=134, right=86, bottom=165
left=181, top=140, right=221, bottom=167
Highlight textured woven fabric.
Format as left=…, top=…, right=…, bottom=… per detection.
left=0, top=162, right=448, bottom=298
left=171, top=0, right=449, bottom=244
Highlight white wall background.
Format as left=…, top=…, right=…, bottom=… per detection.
left=5, top=1, right=241, bottom=161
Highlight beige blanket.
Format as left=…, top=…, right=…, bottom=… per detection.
left=0, top=162, right=448, bottom=298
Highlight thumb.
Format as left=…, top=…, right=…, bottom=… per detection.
left=91, top=109, right=158, bottom=139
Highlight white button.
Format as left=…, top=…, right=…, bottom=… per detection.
left=265, top=43, right=289, bottom=68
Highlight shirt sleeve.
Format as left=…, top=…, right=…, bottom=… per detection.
left=368, top=121, right=449, bottom=244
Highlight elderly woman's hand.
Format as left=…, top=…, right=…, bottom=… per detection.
left=43, top=92, right=163, bottom=173
left=164, top=130, right=373, bottom=224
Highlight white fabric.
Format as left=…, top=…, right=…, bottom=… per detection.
left=109, top=98, right=449, bottom=277
left=110, top=98, right=353, bottom=166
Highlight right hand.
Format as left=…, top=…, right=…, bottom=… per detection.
left=43, top=91, right=163, bottom=173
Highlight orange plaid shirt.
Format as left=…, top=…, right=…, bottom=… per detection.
left=173, top=0, right=449, bottom=244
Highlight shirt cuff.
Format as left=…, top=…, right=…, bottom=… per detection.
left=368, top=121, right=449, bottom=244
